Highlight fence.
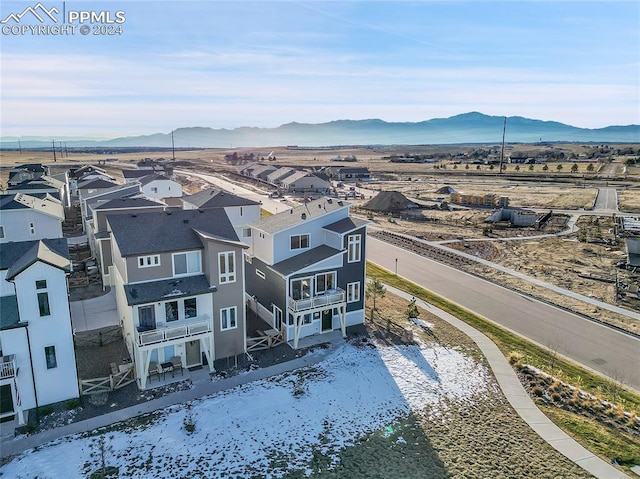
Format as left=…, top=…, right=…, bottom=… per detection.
left=78, top=366, right=136, bottom=396
left=74, top=326, right=122, bottom=349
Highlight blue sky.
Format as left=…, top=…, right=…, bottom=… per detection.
left=1, top=0, right=638, bottom=138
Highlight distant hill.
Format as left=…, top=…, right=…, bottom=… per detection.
left=2, top=112, right=638, bottom=149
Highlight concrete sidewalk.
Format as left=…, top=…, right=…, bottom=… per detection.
left=384, top=284, right=629, bottom=479
left=0, top=335, right=345, bottom=459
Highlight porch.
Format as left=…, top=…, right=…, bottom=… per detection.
left=0, top=355, right=16, bottom=379
left=287, top=288, right=345, bottom=312
left=136, top=315, right=211, bottom=346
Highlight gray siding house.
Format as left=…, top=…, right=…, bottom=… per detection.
left=245, top=198, right=367, bottom=348
left=107, top=209, right=248, bottom=389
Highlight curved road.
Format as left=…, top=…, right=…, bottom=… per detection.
left=367, top=237, right=640, bottom=392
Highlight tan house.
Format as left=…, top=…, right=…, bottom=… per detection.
left=106, top=209, right=247, bottom=389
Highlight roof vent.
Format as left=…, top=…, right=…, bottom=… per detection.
left=327, top=198, right=332, bottom=204
left=183, top=219, right=189, bottom=224
left=318, top=204, right=322, bottom=209
left=131, top=214, right=137, bottom=218
left=337, top=200, right=343, bottom=206
left=290, top=209, right=293, bottom=214
left=301, top=213, right=306, bottom=220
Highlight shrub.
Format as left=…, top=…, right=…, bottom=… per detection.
left=551, top=393, right=562, bottom=403
left=65, top=398, right=80, bottom=410
left=532, top=386, right=543, bottom=397
left=39, top=406, right=54, bottom=416
left=507, top=351, right=523, bottom=367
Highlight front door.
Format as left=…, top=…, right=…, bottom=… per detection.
left=139, top=305, right=156, bottom=331
left=0, top=384, right=14, bottom=421
left=321, top=309, right=333, bottom=332
left=185, top=340, right=201, bottom=368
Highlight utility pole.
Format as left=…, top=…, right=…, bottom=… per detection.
left=51, top=140, right=57, bottom=162
left=498, top=116, right=506, bottom=174
left=171, top=130, right=176, bottom=161
left=18, top=140, right=22, bottom=154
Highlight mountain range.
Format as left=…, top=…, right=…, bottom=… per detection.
left=2, top=112, right=638, bottom=149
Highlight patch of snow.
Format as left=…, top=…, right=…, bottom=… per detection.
left=1, top=343, right=492, bottom=478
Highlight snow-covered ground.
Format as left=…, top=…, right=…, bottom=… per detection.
left=2, top=341, right=492, bottom=478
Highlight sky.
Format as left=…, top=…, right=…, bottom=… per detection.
left=1, top=0, right=639, bottom=138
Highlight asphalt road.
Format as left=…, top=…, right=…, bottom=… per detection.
left=367, top=237, right=640, bottom=391
left=593, top=187, right=618, bottom=211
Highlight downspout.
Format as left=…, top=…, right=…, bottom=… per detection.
left=25, top=327, right=40, bottom=419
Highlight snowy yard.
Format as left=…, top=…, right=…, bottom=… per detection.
left=2, top=340, right=493, bottom=478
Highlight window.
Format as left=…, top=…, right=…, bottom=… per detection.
left=36, top=280, right=50, bottom=316
left=347, top=234, right=362, bottom=263
left=291, top=277, right=311, bottom=300
left=165, top=301, right=178, bottom=322
left=138, top=305, right=156, bottom=330
left=0, top=225, right=4, bottom=239
left=256, top=269, right=266, bottom=279
left=173, top=251, right=201, bottom=276
left=240, top=206, right=244, bottom=216
left=243, top=228, right=252, bottom=237
left=138, top=255, right=160, bottom=268
left=29, top=222, right=36, bottom=235
left=45, top=346, right=57, bottom=369
left=184, top=298, right=197, bottom=319
left=290, top=234, right=310, bottom=250
left=220, top=306, right=237, bottom=330
left=347, top=282, right=361, bottom=303
left=218, top=251, right=236, bottom=283
left=315, top=272, right=336, bottom=293
left=151, top=187, right=158, bottom=193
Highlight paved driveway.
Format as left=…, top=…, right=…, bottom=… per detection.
left=70, top=289, right=119, bottom=332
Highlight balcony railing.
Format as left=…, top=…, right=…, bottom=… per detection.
left=288, top=288, right=345, bottom=312
left=136, top=315, right=211, bottom=346
left=0, top=355, right=16, bottom=379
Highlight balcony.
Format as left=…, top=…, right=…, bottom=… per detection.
left=137, top=315, right=211, bottom=346
left=288, top=288, right=345, bottom=313
left=0, top=355, right=16, bottom=379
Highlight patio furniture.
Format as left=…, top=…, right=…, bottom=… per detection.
left=160, top=361, right=174, bottom=379
left=171, top=356, right=184, bottom=376
left=148, top=362, right=160, bottom=382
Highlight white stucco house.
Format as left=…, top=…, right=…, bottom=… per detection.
left=0, top=193, right=65, bottom=244
left=0, top=238, right=79, bottom=425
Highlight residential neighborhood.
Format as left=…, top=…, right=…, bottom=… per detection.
left=0, top=162, right=368, bottom=428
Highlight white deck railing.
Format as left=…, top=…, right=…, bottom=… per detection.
left=0, top=355, right=16, bottom=379
left=137, top=315, right=211, bottom=346
left=288, top=288, right=345, bottom=312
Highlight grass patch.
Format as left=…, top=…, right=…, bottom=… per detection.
left=540, top=405, right=640, bottom=467
left=367, top=261, right=640, bottom=473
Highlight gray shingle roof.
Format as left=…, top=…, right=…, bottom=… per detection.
left=94, top=197, right=164, bottom=210
left=0, top=238, right=69, bottom=270
left=323, top=217, right=369, bottom=234
left=272, top=245, right=343, bottom=276
left=2, top=239, right=70, bottom=280
left=124, top=274, right=213, bottom=306
left=78, top=178, right=119, bottom=189
left=0, top=295, right=22, bottom=330
left=251, top=197, right=350, bottom=234
left=182, top=189, right=260, bottom=208
left=122, top=169, right=157, bottom=179
left=107, top=208, right=239, bottom=257
left=138, top=173, right=171, bottom=186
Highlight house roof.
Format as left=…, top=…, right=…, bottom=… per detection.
left=0, top=193, right=64, bottom=220
left=107, top=208, right=239, bottom=257
left=0, top=295, right=22, bottom=330
left=251, top=197, right=350, bottom=234
left=77, top=178, right=119, bottom=189
left=280, top=171, right=314, bottom=184
left=138, top=173, right=173, bottom=186
left=182, top=189, right=260, bottom=209
left=94, top=197, right=165, bottom=211
left=124, top=274, right=213, bottom=306
left=266, top=167, right=295, bottom=182
left=122, top=169, right=157, bottom=179
left=336, top=167, right=370, bottom=174
left=2, top=238, right=71, bottom=280
left=70, top=165, right=108, bottom=179
left=323, top=217, right=369, bottom=234
left=271, top=245, right=343, bottom=276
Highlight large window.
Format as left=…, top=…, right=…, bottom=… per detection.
left=165, top=301, right=179, bottom=322
left=184, top=298, right=197, bottom=319
left=0, top=225, right=4, bottom=239
left=218, top=251, right=236, bottom=284
left=347, top=234, right=361, bottom=263
left=220, top=306, right=237, bottom=331
left=36, top=280, right=50, bottom=316
left=138, top=305, right=156, bottom=330
left=138, top=255, right=160, bottom=268
left=315, top=272, right=336, bottom=293
left=291, top=277, right=311, bottom=300
left=290, top=234, right=310, bottom=250
left=347, top=282, right=361, bottom=303
left=173, top=251, right=201, bottom=276
left=44, top=346, right=57, bottom=369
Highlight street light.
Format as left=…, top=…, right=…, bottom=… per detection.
left=395, top=258, right=398, bottom=276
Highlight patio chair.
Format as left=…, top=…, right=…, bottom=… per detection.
left=148, top=362, right=160, bottom=382
left=171, top=356, right=184, bottom=376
